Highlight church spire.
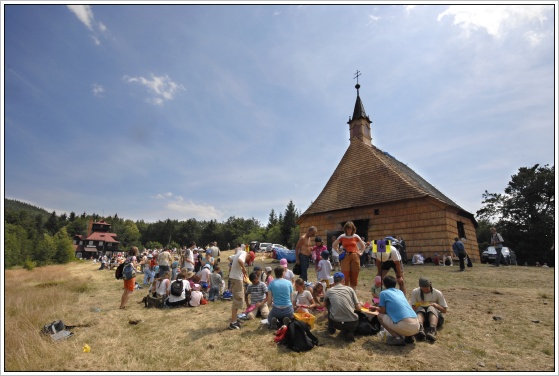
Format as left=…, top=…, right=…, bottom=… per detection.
left=347, top=70, right=372, bottom=146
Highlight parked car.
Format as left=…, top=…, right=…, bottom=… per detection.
left=267, top=244, right=286, bottom=252
left=257, top=242, right=272, bottom=253
left=480, top=246, right=517, bottom=265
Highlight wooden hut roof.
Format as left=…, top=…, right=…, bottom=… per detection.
left=300, top=139, right=472, bottom=220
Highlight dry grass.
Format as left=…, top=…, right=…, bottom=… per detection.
left=3, top=252, right=556, bottom=372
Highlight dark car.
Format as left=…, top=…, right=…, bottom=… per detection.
left=480, top=246, right=517, bottom=265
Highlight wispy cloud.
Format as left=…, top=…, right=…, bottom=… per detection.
left=67, top=5, right=94, bottom=30
left=123, top=73, right=185, bottom=105
left=437, top=5, right=551, bottom=38
left=92, top=83, right=105, bottom=97
left=154, top=192, right=173, bottom=199
left=67, top=5, right=108, bottom=45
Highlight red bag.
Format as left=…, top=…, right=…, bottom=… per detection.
left=200, top=298, right=208, bottom=305
left=274, top=325, right=288, bottom=343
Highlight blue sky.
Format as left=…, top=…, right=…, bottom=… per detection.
left=2, top=3, right=556, bottom=226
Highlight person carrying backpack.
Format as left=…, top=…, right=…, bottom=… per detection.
left=119, top=246, right=139, bottom=309
left=165, top=269, right=191, bottom=307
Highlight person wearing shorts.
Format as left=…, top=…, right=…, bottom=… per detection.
left=228, top=246, right=247, bottom=330
left=119, top=246, right=139, bottom=309
left=369, top=275, right=419, bottom=345
left=373, top=243, right=406, bottom=296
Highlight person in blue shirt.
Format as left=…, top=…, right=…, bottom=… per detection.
left=369, top=275, right=419, bottom=345
left=452, top=237, right=466, bottom=271
left=266, top=266, right=294, bottom=329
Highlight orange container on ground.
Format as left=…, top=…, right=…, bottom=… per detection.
left=293, top=312, right=315, bottom=329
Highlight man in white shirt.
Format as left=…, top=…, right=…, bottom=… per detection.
left=228, top=245, right=247, bottom=330
left=373, top=242, right=407, bottom=295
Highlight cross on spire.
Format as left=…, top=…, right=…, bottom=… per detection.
left=353, top=70, right=361, bottom=85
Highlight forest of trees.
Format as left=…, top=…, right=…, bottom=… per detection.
left=4, top=164, right=555, bottom=269
left=4, top=198, right=301, bottom=269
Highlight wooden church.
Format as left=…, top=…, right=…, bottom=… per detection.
left=297, top=80, right=479, bottom=261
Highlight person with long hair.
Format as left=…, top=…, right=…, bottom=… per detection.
left=332, top=221, right=365, bottom=290
left=119, top=246, right=139, bottom=309
left=410, top=277, right=448, bottom=342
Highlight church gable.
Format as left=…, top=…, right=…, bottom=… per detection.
left=302, top=141, right=433, bottom=216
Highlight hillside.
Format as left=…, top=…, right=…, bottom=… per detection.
left=5, top=198, right=51, bottom=218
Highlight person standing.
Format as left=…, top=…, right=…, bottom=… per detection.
left=332, top=221, right=366, bottom=291
left=294, top=226, right=317, bottom=282
left=397, top=236, right=407, bottom=264
left=452, top=237, right=466, bottom=271
left=323, top=272, right=362, bottom=342
left=373, top=241, right=407, bottom=296
left=158, top=248, right=172, bottom=278
left=228, top=244, right=247, bottom=330
left=330, top=235, right=340, bottom=271
left=490, top=227, right=506, bottom=267
left=119, top=246, right=139, bottom=309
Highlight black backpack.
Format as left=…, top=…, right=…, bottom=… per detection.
left=115, top=263, right=124, bottom=280
left=354, top=311, right=381, bottom=336
left=282, top=319, right=319, bottom=352
left=170, top=279, right=184, bottom=297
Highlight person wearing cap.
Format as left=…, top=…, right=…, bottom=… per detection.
left=228, top=242, right=248, bottom=330
left=369, top=275, right=419, bottom=345
left=262, top=266, right=274, bottom=286
left=373, top=240, right=407, bottom=296
left=253, top=265, right=263, bottom=281
left=332, top=221, right=366, bottom=291
left=323, top=271, right=362, bottom=342
left=199, top=264, right=212, bottom=288
left=142, top=253, right=155, bottom=286
left=280, top=258, right=295, bottom=285
left=189, top=283, right=203, bottom=307
left=410, top=277, right=448, bottom=342
left=294, top=226, right=318, bottom=282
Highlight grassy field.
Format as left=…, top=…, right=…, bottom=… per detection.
left=3, top=250, right=556, bottom=373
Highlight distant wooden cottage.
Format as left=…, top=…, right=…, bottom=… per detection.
left=73, top=219, right=120, bottom=259
left=297, top=82, right=479, bottom=261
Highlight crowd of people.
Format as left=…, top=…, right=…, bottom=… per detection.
left=110, top=223, right=472, bottom=349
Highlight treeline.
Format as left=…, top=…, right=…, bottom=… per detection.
left=4, top=198, right=302, bottom=269
left=475, top=164, right=555, bottom=266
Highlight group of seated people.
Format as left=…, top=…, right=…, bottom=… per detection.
left=144, top=264, right=226, bottom=308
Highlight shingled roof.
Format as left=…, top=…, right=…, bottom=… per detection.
left=301, top=139, right=468, bottom=217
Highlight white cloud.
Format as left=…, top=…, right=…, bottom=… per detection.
left=67, top=5, right=94, bottom=30
left=92, top=83, right=105, bottom=97
left=405, top=5, right=417, bottom=14
left=166, top=199, right=224, bottom=221
left=437, top=5, right=551, bottom=38
left=368, top=14, right=381, bottom=22
left=155, top=192, right=173, bottom=199
left=67, top=5, right=108, bottom=45
left=123, top=73, right=185, bottom=105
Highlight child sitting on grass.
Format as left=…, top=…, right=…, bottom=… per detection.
left=241, top=272, right=269, bottom=320
left=371, top=275, right=382, bottom=305
left=293, top=278, right=315, bottom=313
